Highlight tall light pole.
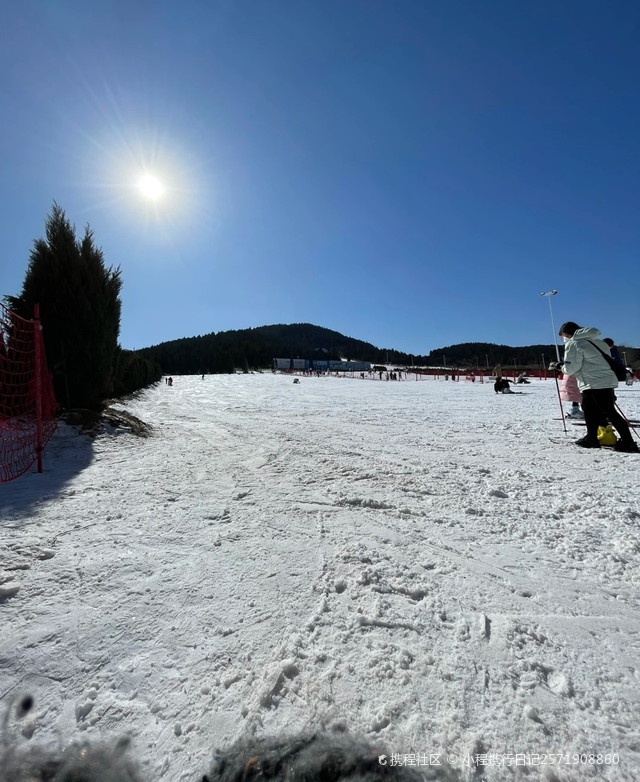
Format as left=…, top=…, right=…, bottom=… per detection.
left=541, top=290, right=567, bottom=431
left=540, top=290, right=561, bottom=362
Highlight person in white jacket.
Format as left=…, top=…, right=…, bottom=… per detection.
left=552, top=321, right=638, bottom=452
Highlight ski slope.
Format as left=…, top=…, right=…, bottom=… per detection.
left=1, top=373, right=639, bottom=781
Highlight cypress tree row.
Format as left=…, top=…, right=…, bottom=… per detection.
left=113, top=349, right=162, bottom=397
left=6, top=203, right=123, bottom=410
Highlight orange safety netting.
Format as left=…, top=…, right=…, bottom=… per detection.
left=0, top=302, right=58, bottom=482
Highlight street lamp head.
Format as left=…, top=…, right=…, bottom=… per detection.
left=540, top=289, right=557, bottom=297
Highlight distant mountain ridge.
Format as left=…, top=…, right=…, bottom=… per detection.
left=135, top=322, right=640, bottom=375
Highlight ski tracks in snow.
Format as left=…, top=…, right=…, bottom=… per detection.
left=198, top=378, right=640, bottom=780
left=1, top=375, right=639, bottom=780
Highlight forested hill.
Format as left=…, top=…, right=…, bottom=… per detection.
left=135, top=323, right=596, bottom=375
left=138, top=323, right=392, bottom=374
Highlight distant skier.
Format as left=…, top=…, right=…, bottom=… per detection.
left=602, top=337, right=623, bottom=365
left=494, top=378, right=513, bottom=394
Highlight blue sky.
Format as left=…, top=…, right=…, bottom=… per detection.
left=1, top=0, right=638, bottom=354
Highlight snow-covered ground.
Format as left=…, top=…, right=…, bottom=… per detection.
left=1, top=373, right=639, bottom=781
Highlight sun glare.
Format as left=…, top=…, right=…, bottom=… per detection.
left=137, top=174, right=165, bottom=200
left=85, top=122, right=208, bottom=236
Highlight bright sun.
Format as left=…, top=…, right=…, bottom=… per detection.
left=137, top=174, right=165, bottom=200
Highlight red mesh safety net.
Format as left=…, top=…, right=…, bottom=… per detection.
left=0, top=302, right=58, bottom=482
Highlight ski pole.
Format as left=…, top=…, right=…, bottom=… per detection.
left=554, top=373, right=568, bottom=434
left=615, top=402, right=639, bottom=441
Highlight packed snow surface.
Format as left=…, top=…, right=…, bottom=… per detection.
left=1, top=373, right=639, bottom=781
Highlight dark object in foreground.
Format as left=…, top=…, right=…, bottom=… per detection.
left=0, top=737, right=141, bottom=782
left=2, top=694, right=461, bottom=781
left=205, top=733, right=462, bottom=782
left=1, top=733, right=462, bottom=782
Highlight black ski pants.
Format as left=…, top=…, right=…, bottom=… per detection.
left=582, top=388, right=632, bottom=443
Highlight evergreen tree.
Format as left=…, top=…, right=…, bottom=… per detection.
left=6, top=203, right=123, bottom=410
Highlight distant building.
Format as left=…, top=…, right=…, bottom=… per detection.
left=273, top=358, right=308, bottom=371
left=273, top=358, right=371, bottom=372
left=319, top=360, right=371, bottom=372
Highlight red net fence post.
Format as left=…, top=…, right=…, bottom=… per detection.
left=0, top=302, right=58, bottom=482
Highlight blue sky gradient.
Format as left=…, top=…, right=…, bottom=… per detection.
left=1, top=0, right=638, bottom=353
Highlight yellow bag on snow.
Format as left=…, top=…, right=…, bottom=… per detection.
left=597, top=425, right=617, bottom=446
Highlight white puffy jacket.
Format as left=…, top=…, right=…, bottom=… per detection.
left=560, top=327, right=618, bottom=391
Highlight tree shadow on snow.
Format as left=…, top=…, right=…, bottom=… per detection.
left=0, top=408, right=150, bottom=521
left=0, top=424, right=95, bottom=522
